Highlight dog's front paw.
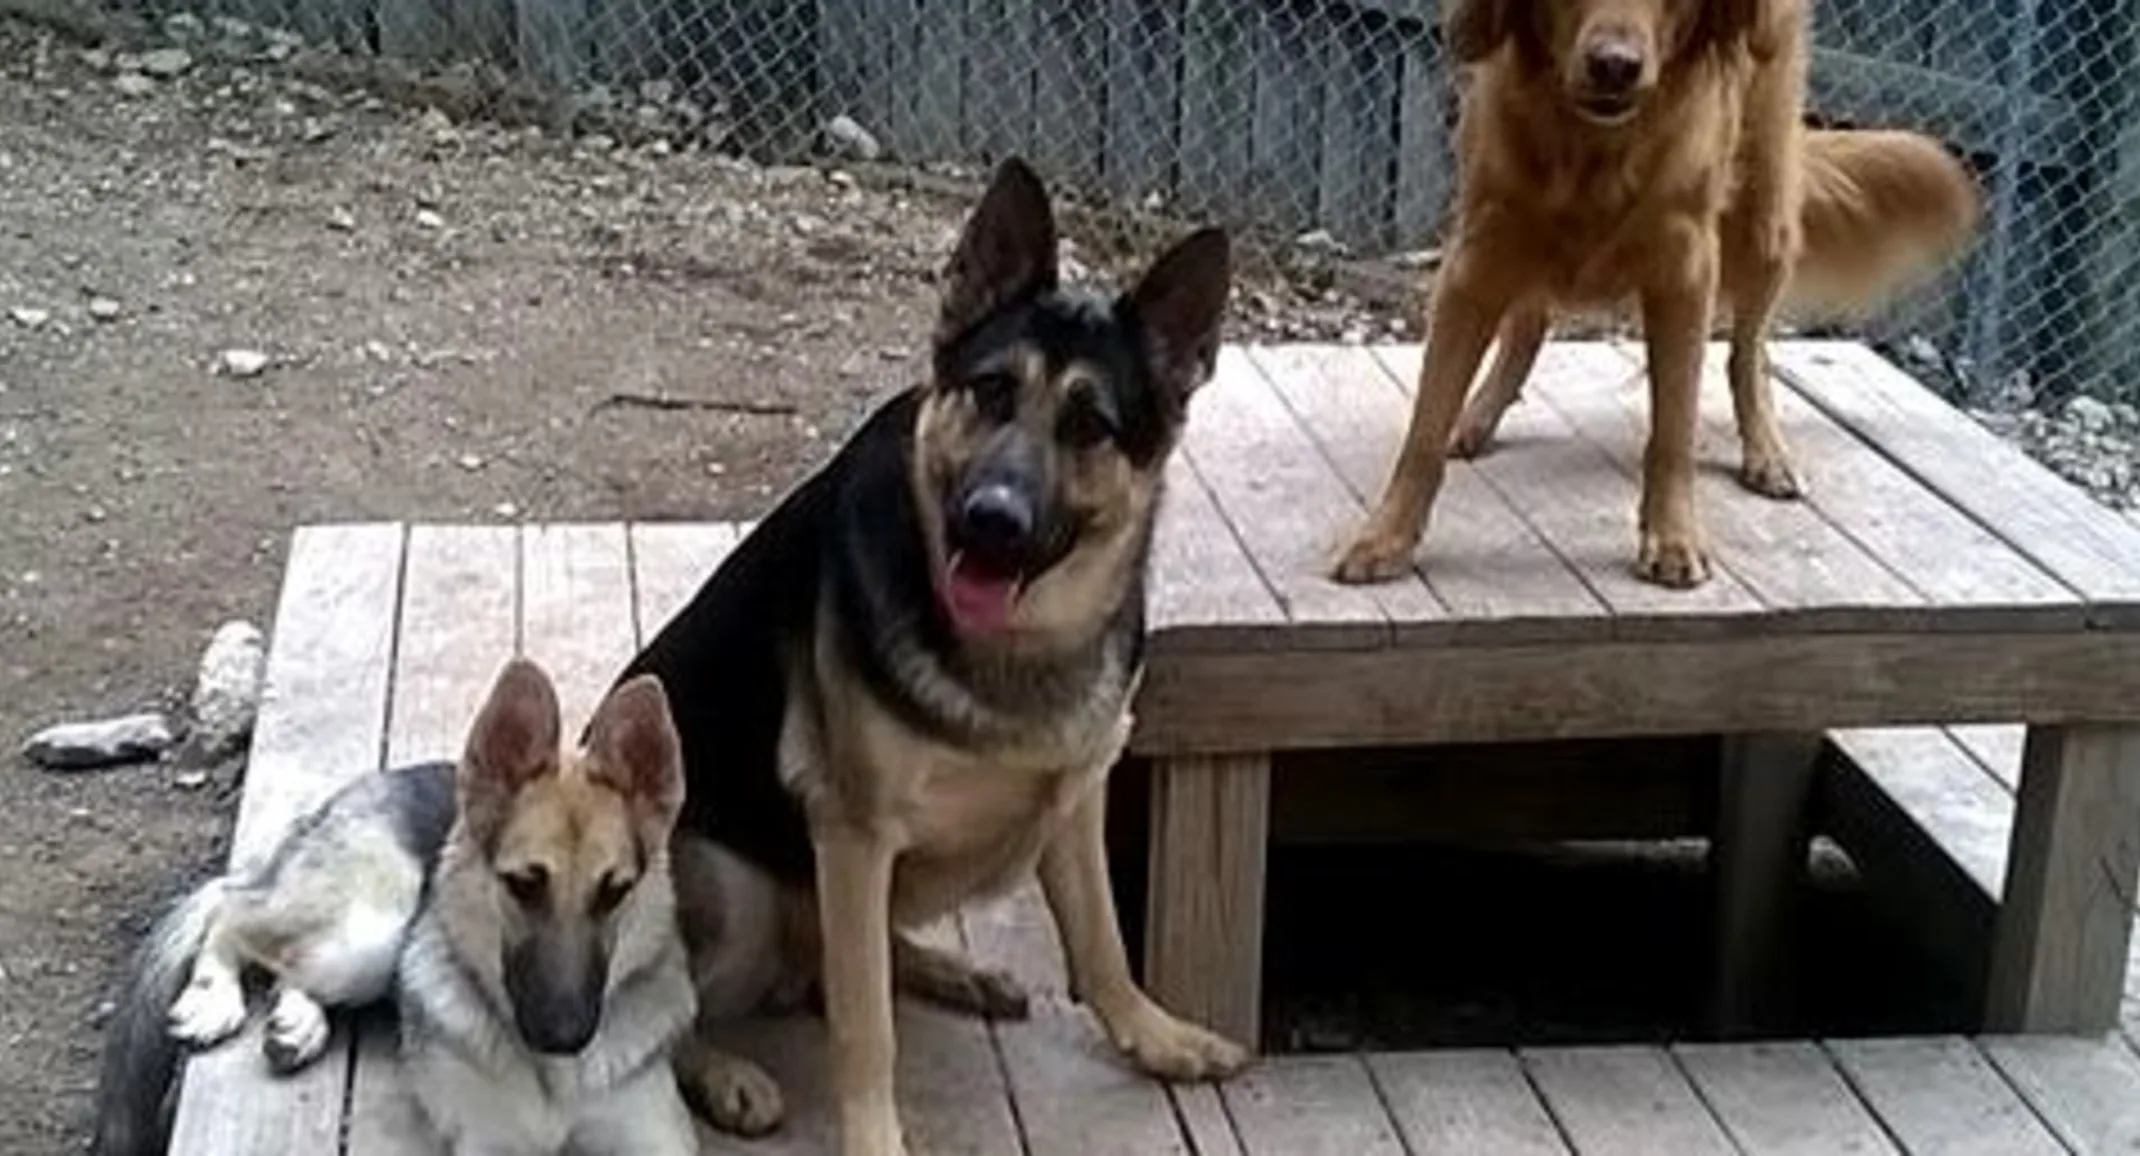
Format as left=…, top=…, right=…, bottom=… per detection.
left=262, top=989, right=332, bottom=1075
left=1331, top=527, right=1418, bottom=586
left=1738, top=453, right=1803, bottom=501
left=169, top=975, right=248, bottom=1049
left=681, top=1050, right=786, bottom=1138
left=1104, top=1003, right=1252, bottom=1083
left=1637, top=529, right=1713, bottom=589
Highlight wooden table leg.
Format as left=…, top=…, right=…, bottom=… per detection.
left=1986, top=723, right=2140, bottom=1033
left=1144, top=752, right=1272, bottom=1050
left=1711, top=731, right=1823, bottom=1037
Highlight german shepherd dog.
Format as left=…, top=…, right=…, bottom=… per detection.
left=92, top=659, right=698, bottom=1156
left=614, top=158, right=1248, bottom=1156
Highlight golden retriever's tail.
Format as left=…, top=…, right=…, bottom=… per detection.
left=1786, top=129, right=1982, bottom=319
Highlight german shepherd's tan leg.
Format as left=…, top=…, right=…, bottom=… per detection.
left=673, top=1032, right=785, bottom=1138
left=1637, top=220, right=1720, bottom=589
left=815, top=830, right=905, bottom=1156
left=1333, top=244, right=1516, bottom=584
left=1038, top=782, right=1251, bottom=1081
left=893, top=930, right=1031, bottom=1019
left=1450, top=302, right=1550, bottom=460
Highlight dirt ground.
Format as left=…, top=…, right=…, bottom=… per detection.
left=0, top=13, right=1409, bottom=1149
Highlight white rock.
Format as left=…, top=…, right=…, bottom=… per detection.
left=325, top=207, right=356, bottom=232
left=824, top=115, right=882, bottom=162
left=189, top=620, right=265, bottom=756
left=414, top=208, right=445, bottom=230
left=137, top=48, right=194, bottom=79
left=24, top=713, right=177, bottom=771
left=112, top=73, right=155, bottom=98
left=8, top=307, right=50, bottom=329
left=87, top=298, right=122, bottom=322
left=219, top=349, right=271, bottom=378
left=2066, top=395, right=2115, bottom=435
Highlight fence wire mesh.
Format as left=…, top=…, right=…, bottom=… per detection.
left=101, top=0, right=2140, bottom=409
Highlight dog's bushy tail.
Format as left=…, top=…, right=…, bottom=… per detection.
left=91, top=877, right=229, bottom=1156
left=1786, top=129, right=1983, bottom=319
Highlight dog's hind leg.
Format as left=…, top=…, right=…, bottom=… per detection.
left=891, top=929, right=1030, bottom=1019
left=672, top=1031, right=785, bottom=1138
left=1450, top=303, right=1549, bottom=460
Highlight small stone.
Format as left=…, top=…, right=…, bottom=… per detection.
left=189, top=620, right=265, bottom=757
left=705, top=461, right=727, bottom=477
left=823, top=115, right=882, bottom=162
left=174, top=770, right=210, bottom=790
left=137, top=48, right=194, bottom=79
left=162, top=12, right=205, bottom=40
left=326, top=206, right=356, bottom=232
left=414, top=208, right=445, bottom=230
left=2066, top=395, right=2115, bottom=435
left=113, top=72, right=155, bottom=98
left=638, top=79, right=675, bottom=105
left=87, top=298, right=122, bottom=322
left=84, top=506, right=107, bottom=524
left=80, top=48, right=111, bottom=71
left=8, top=307, right=50, bottom=329
left=493, top=501, right=520, bottom=519
left=1294, top=228, right=1347, bottom=256
left=23, top=713, right=177, bottom=772
left=218, top=349, right=270, bottom=378
left=456, top=452, right=486, bottom=472
left=418, top=107, right=454, bottom=134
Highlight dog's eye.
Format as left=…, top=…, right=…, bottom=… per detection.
left=964, top=372, right=1019, bottom=422
left=590, top=873, right=635, bottom=917
left=1058, top=396, right=1116, bottom=449
left=501, top=866, right=550, bottom=909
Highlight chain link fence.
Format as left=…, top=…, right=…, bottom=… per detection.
left=98, top=0, right=2140, bottom=407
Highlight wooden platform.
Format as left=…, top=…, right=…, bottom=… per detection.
left=163, top=339, right=2140, bottom=1153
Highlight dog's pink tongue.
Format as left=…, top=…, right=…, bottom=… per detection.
left=944, top=556, right=1017, bottom=635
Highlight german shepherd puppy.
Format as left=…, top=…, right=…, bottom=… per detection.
left=92, top=659, right=698, bottom=1156
left=615, top=157, right=1248, bottom=1156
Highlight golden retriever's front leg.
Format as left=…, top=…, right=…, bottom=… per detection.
left=1333, top=245, right=1515, bottom=584
left=814, top=829, right=906, bottom=1156
left=1039, top=783, right=1252, bottom=1082
left=1637, top=221, right=1720, bottom=589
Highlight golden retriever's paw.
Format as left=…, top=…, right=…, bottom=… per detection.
left=1637, top=530, right=1713, bottom=589
left=1739, top=454, right=1803, bottom=501
left=682, top=1051, right=786, bottom=1137
left=1331, top=528, right=1418, bottom=585
left=1106, top=1005, right=1254, bottom=1083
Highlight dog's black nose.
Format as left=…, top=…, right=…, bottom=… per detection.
left=1584, top=43, right=1643, bottom=93
left=955, top=483, right=1035, bottom=553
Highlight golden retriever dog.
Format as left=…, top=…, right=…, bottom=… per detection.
left=1334, top=0, right=1982, bottom=589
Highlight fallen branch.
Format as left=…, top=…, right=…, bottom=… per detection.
left=591, top=391, right=797, bottom=417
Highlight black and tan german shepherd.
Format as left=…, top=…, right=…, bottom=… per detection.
left=612, top=158, right=1244, bottom=1156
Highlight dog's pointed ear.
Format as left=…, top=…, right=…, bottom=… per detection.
left=1126, top=226, right=1232, bottom=403
left=583, top=674, right=685, bottom=835
left=462, top=658, right=563, bottom=839
left=937, top=157, right=1059, bottom=347
left=1444, top=0, right=1512, bottom=63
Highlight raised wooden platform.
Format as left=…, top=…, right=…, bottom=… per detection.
left=162, top=339, right=2140, bottom=1153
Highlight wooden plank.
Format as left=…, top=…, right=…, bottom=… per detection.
left=1369, top=343, right=1771, bottom=636
left=960, top=887, right=1192, bottom=1156
left=1674, top=1041, right=1899, bottom=1156
left=1183, top=346, right=1445, bottom=647
left=1520, top=1045, right=1736, bottom=1156
left=1148, top=453, right=1289, bottom=651
left=1222, top=1055, right=1407, bottom=1156
left=1101, top=0, right=1179, bottom=202
left=1982, top=1034, right=2140, bottom=1153
left=1987, top=724, right=2140, bottom=1032
left=345, top=523, right=521, bottom=1156
left=1829, top=727, right=2014, bottom=898
left=1171, top=1085, right=1247, bottom=1156
left=1771, top=341, right=2140, bottom=623
left=1828, top=1037, right=2064, bottom=1155
left=168, top=523, right=406, bottom=1156
left=520, top=523, right=636, bottom=731
left=1144, top=752, right=1271, bottom=1051
left=1545, top=343, right=1924, bottom=629
left=1610, top=343, right=2076, bottom=628
left=1712, top=733, right=1824, bottom=1037
left=1366, top=1049, right=1569, bottom=1156
left=1247, top=1, right=1321, bottom=232
left=1176, top=0, right=1254, bottom=220
left=1248, top=344, right=1608, bottom=644
left=1029, top=0, right=1103, bottom=193
left=1134, top=628, right=2140, bottom=755
left=1950, top=723, right=2026, bottom=790
left=629, top=521, right=740, bottom=641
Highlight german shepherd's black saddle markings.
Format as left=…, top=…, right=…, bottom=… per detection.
left=614, top=156, right=1249, bottom=1156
